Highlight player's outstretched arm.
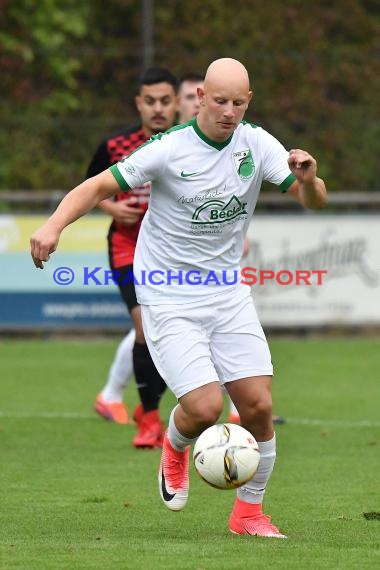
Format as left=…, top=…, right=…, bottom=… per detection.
left=30, top=169, right=120, bottom=269
left=287, top=149, right=327, bottom=210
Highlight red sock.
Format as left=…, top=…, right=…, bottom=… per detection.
left=234, top=497, right=263, bottom=516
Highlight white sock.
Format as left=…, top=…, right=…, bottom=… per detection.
left=237, top=434, right=276, bottom=504
left=101, top=329, right=136, bottom=402
left=167, top=406, right=198, bottom=451
left=229, top=398, right=239, bottom=415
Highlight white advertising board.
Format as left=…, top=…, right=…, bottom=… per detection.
left=245, top=214, right=380, bottom=326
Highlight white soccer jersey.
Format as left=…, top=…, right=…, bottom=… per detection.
left=110, top=119, right=295, bottom=304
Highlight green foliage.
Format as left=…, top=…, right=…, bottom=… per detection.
left=0, top=0, right=379, bottom=190
left=0, top=0, right=91, bottom=111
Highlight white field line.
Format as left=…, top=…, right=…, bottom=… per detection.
left=285, top=418, right=380, bottom=428
left=0, top=411, right=96, bottom=419
left=0, top=411, right=379, bottom=428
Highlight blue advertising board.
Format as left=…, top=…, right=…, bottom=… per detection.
left=0, top=215, right=131, bottom=330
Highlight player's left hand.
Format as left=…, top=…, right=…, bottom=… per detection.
left=288, top=149, right=317, bottom=182
left=30, top=224, right=60, bottom=269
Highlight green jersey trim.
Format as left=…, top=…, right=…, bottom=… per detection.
left=116, top=122, right=190, bottom=160
left=110, top=164, right=131, bottom=192
left=279, top=173, right=296, bottom=193
left=161, top=121, right=191, bottom=135
left=242, top=120, right=259, bottom=129
left=191, top=118, right=233, bottom=150
left=110, top=123, right=192, bottom=190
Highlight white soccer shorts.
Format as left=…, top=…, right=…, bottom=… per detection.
left=141, top=284, right=273, bottom=399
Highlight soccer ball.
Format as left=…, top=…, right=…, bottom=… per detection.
left=193, top=423, right=260, bottom=490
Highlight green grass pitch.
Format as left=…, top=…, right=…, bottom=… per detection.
left=1, top=338, right=379, bottom=569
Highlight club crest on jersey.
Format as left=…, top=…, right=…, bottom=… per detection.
left=233, top=149, right=254, bottom=180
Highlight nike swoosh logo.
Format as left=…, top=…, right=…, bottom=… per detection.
left=161, top=468, right=176, bottom=501
left=180, top=170, right=199, bottom=177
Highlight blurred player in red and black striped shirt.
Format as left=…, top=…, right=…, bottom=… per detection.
left=87, top=68, right=178, bottom=447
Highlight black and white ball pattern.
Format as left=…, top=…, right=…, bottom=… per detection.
left=193, top=423, right=260, bottom=490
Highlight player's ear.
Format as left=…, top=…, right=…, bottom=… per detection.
left=248, top=90, right=253, bottom=103
left=197, top=86, right=206, bottom=105
left=135, top=95, right=141, bottom=112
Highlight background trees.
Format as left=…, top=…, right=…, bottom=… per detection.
left=1, top=0, right=379, bottom=191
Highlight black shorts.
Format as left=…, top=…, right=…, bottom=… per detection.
left=110, top=263, right=138, bottom=313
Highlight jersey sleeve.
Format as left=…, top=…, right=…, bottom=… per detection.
left=261, top=130, right=296, bottom=192
left=110, top=136, right=167, bottom=192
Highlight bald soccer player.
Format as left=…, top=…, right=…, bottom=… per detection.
left=31, top=58, right=327, bottom=538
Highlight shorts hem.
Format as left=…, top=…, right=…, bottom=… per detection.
left=174, top=368, right=273, bottom=399
left=175, top=378, right=220, bottom=400
left=221, top=368, right=273, bottom=384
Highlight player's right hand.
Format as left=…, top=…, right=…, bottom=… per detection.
left=30, top=224, right=60, bottom=269
left=112, top=197, right=145, bottom=226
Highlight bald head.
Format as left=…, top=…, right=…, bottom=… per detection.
left=197, top=58, right=252, bottom=142
left=204, top=58, right=250, bottom=92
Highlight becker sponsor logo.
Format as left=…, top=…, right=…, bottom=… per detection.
left=191, top=195, right=248, bottom=225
